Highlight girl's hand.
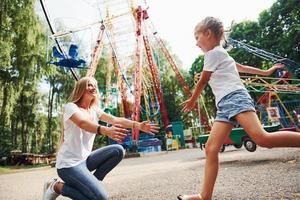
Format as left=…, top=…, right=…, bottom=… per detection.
left=138, top=121, right=160, bottom=135
left=265, top=63, right=284, bottom=76
left=181, top=97, right=197, bottom=112
left=103, top=124, right=128, bottom=142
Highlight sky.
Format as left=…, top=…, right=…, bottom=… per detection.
left=146, top=0, right=276, bottom=69
left=39, top=0, right=276, bottom=70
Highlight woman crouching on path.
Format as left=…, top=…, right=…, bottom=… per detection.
left=43, top=76, right=159, bottom=200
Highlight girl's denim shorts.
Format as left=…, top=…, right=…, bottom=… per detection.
left=215, top=89, right=255, bottom=125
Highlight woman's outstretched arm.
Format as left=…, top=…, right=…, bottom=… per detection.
left=70, top=112, right=128, bottom=142
left=100, top=113, right=159, bottom=135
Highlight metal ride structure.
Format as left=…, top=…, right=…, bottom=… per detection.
left=241, top=75, right=300, bottom=131
left=40, top=0, right=79, bottom=80
left=228, top=38, right=300, bottom=131
left=40, top=0, right=212, bottom=146
left=227, top=38, right=300, bottom=79
left=40, top=0, right=143, bottom=141
left=255, top=91, right=300, bottom=131
left=142, top=8, right=211, bottom=132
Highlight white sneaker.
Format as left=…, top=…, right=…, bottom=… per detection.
left=42, top=178, right=60, bottom=200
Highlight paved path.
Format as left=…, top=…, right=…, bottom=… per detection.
left=0, top=147, right=299, bottom=200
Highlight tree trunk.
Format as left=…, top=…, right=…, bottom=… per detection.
left=11, top=118, right=16, bottom=147
left=29, top=92, right=37, bottom=153
left=0, top=86, right=7, bottom=126
left=20, top=92, right=26, bottom=153
left=47, top=82, right=55, bottom=153
left=24, top=123, right=29, bottom=153
left=0, top=85, right=8, bottom=151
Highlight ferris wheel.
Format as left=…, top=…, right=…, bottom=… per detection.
left=39, top=0, right=212, bottom=142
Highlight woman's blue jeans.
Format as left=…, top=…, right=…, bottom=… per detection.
left=57, top=144, right=125, bottom=200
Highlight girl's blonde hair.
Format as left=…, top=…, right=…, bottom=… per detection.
left=194, top=16, right=224, bottom=40
left=67, top=76, right=100, bottom=107
left=59, top=76, right=100, bottom=146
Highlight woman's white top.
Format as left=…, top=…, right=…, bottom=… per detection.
left=56, top=102, right=104, bottom=169
left=203, top=45, right=245, bottom=104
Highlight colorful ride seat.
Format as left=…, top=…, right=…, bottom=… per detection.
left=51, top=44, right=87, bottom=69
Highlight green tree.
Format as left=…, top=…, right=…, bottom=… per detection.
left=228, top=0, right=300, bottom=102
left=0, top=0, right=49, bottom=155
left=259, top=0, right=300, bottom=63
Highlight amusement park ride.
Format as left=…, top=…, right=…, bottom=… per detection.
left=227, top=38, right=300, bottom=132
left=40, top=0, right=299, bottom=151
left=40, top=0, right=210, bottom=146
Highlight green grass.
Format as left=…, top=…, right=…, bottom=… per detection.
left=0, top=164, right=48, bottom=174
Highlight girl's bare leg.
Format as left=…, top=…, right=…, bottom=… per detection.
left=201, top=121, right=233, bottom=200
left=178, top=122, right=233, bottom=200
left=235, top=111, right=300, bottom=148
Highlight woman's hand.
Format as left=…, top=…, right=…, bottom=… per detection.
left=265, top=63, right=284, bottom=76
left=102, top=124, right=128, bottom=142
left=138, top=121, right=160, bottom=135
left=181, top=97, right=197, bottom=112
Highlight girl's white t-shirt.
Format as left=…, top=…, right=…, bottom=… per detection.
left=203, top=45, right=246, bottom=104
left=56, top=102, right=104, bottom=169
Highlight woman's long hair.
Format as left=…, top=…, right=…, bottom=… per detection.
left=59, top=77, right=100, bottom=147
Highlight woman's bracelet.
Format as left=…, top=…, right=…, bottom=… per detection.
left=97, top=125, right=101, bottom=135
left=132, top=122, right=136, bottom=129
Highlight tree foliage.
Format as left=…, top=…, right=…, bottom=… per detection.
left=228, top=0, right=300, bottom=102
left=0, top=0, right=49, bottom=155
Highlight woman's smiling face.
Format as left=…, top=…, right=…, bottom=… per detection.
left=84, top=80, right=98, bottom=99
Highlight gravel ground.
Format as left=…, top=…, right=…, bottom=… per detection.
left=0, top=147, right=299, bottom=200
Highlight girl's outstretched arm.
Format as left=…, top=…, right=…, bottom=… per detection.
left=182, top=70, right=212, bottom=112
left=236, top=63, right=284, bottom=76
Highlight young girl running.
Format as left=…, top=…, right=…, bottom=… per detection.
left=42, top=76, right=159, bottom=200
left=181, top=16, right=300, bottom=200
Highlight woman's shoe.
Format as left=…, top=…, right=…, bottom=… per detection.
left=42, top=178, right=60, bottom=200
